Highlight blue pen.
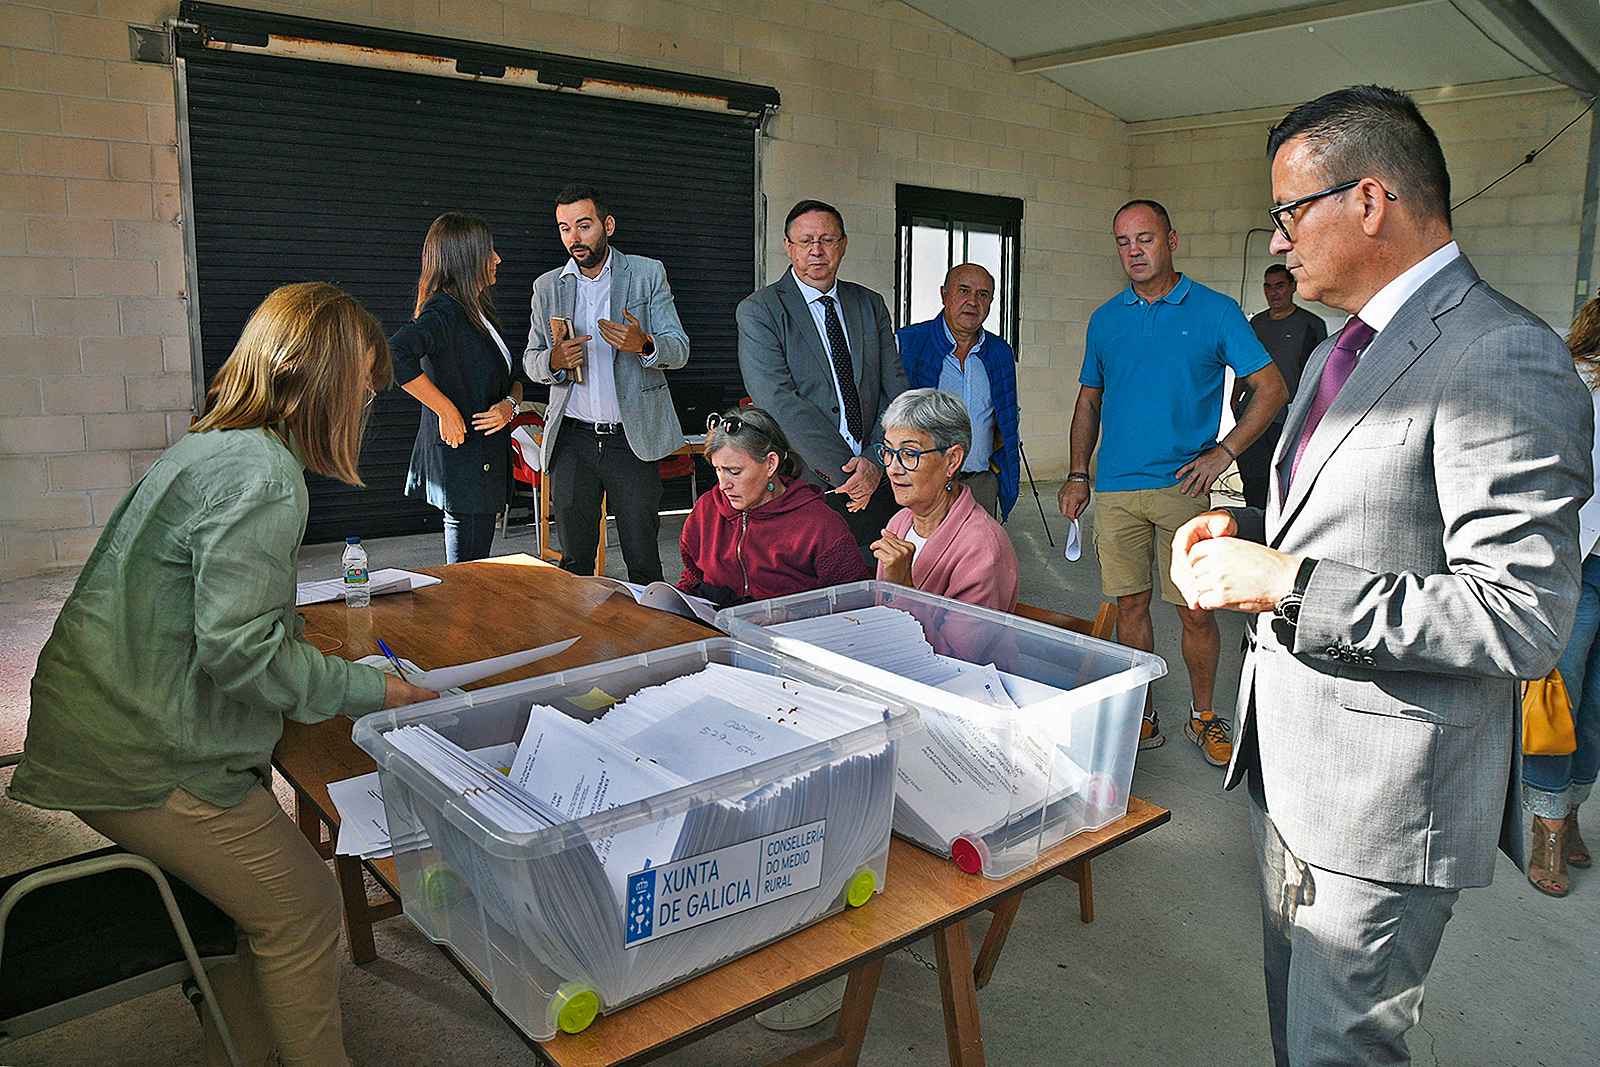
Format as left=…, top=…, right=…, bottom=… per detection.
left=375, top=637, right=408, bottom=680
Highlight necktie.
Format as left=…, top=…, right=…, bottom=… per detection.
left=818, top=295, right=863, bottom=441
left=1289, top=316, right=1376, bottom=484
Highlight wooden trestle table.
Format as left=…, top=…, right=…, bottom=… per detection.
left=277, top=553, right=1169, bottom=1067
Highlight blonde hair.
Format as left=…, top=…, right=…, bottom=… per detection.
left=192, top=282, right=391, bottom=485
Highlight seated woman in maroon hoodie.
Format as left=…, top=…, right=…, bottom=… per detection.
left=678, top=407, right=869, bottom=605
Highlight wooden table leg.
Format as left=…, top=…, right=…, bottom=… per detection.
left=334, top=853, right=379, bottom=964
left=1063, top=859, right=1093, bottom=923
left=934, top=918, right=984, bottom=1067
left=768, top=959, right=885, bottom=1067
left=290, top=786, right=333, bottom=859
left=971, top=896, right=1021, bottom=991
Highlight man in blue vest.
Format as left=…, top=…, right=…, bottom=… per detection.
left=896, top=263, right=1020, bottom=519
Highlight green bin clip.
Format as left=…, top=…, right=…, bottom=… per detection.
left=846, top=867, right=876, bottom=908
left=551, top=982, right=601, bottom=1034
left=419, top=865, right=466, bottom=909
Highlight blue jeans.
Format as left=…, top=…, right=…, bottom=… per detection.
left=1524, top=552, right=1600, bottom=814
left=442, top=510, right=497, bottom=564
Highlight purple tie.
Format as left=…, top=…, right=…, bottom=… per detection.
left=1289, top=316, right=1376, bottom=483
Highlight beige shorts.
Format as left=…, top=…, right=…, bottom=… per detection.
left=1092, top=483, right=1210, bottom=605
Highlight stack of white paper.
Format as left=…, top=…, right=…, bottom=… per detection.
left=377, top=663, right=898, bottom=1013
left=766, top=607, right=1091, bottom=864
left=328, top=742, right=516, bottom=858
left=295, top=568, right=441, bottom=606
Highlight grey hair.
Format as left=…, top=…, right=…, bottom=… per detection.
left=881, top=388, right=971, bottom=457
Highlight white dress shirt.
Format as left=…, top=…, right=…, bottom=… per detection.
left=562, top=254, right=623, bottom=424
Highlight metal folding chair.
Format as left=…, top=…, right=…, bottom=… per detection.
left=0, top=846, right=243, bottom=1066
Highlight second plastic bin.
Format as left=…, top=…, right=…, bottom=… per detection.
left=719, top=581, right=1167, bottom=878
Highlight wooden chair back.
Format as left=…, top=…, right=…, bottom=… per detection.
left=1013, top=601, right=1118, bottom=643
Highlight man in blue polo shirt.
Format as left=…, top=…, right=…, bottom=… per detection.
left=1059, top=200, right=1286, bottom=767
left=897, top=263, right=1019, bottom=519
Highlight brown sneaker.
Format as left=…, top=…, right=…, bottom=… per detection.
left=1186, top=707, right=1233, bottom=767
left=1138, top=712, right=1164, bottom=750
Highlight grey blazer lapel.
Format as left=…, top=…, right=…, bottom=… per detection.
left=777, top=275, right=833, bottom=382
left=607, top=249, right=630, bottom=351
left=555, top=272, right=577, bottom=324
left=840, top=285, right=870, bottom=388
left=1275, top=259, right=1476, bottom=540
left=1270, top=333, right=1335, bottom=528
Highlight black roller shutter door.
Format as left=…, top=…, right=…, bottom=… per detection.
left=182, top=47, right=759, bottom=543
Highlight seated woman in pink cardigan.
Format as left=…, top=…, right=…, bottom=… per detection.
left=871, top=388, right=1019, bottom=611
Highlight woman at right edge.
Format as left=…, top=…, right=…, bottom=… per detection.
left=1526, top=295, right=1600, bottom=896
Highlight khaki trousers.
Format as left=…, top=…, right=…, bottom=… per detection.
left=80, top=785, right=350, bottom=1067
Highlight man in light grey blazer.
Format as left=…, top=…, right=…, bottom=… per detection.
left=524, top=184, right=689, bottom=583
left=1172, top=87, right=1592, bottom=1065
left=736, top=200, right=909, bottom=549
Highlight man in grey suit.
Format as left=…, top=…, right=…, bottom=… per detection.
left=736, top=200, right=910, bottom=548
left=524, top=184, right=689, bottom=583
left=1172, top=86, right=1592, bottom=1065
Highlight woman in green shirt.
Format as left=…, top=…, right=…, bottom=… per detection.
left=11, top=282, right=436, bottom=1067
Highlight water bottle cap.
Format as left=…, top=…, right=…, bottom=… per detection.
left=345, top=536, right=361, bottom=544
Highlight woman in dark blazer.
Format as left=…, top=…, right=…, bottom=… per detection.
left=392, top=212, right=523, bottom=562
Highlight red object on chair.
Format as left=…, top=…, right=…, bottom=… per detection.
left=658, top=453, right=694, bottom=480
left=659, top=451, right=698, bottom=504
left=506, top=412, right=546, bottom=553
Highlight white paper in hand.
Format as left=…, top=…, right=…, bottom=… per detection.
left=1064, top=518, right=1082, bottom=561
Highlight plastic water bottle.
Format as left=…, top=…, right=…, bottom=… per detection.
left=342, top=536, right=370, bottom=607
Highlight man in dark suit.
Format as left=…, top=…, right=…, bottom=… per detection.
left=736, top=200, right=910, bottom=548
left=1173, top=86, right=1592, bottom=1066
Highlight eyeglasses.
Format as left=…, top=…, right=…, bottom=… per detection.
left=786, top=236, right=842, bottom=250
left=706, top=412, right=746, bottom=436
left=1268, top=180, right=1397, bottom=242
left=873, top=442, right=952, bottom=470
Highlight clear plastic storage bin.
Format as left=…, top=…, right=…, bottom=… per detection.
left=719, top=582, right=1166, bottom=879
left=352, top=637, right=914, bottom=1040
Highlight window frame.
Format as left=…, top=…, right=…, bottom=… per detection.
left=894, top=185, right=1024, bottom=347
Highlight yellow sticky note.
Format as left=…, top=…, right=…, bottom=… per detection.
left=568, top=686, right=618, bottom=712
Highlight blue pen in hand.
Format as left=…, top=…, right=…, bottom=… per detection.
left=375, top=637, right=408, bottom=680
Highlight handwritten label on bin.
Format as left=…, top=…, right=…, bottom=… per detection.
left=624, top=819, right=827, bottom=947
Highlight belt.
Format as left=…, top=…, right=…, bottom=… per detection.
left=572, top=419, right=625, bottom=435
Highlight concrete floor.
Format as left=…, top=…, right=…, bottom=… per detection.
left=1, top=481, right=1595, bottom=1066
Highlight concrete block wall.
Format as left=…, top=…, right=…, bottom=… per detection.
left=2, top=0, right=1133, bottom=579
left=1129, top=86, right=1595, bottom=330
left=2, top=0, right=188, bottom=579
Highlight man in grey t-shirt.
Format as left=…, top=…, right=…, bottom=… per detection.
left=1233, top=263, right=1328, bottom=508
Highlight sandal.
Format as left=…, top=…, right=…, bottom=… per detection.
left=1528, top=817, right=1570, bottom=897
left=1566, top=808, right=1591, bottom=869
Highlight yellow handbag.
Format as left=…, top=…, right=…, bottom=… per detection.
left=1522, top=669, right=1578, bottom=756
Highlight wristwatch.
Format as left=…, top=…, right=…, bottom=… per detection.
left=504, top=396, right=520, bottom=414
left=1274, top=557, right=1319, bottom=627
left=640, top=335, right=656, bottom=358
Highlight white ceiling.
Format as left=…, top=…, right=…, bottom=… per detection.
left=899, top=0, right=1600, bottom=123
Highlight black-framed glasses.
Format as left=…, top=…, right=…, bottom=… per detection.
left=786, top=236, right=842, bottom=250
left=1268, top=180, right=1397, bottom=241
left=706, top=412, right=746, bottom=436
left=873, top=442, right=952, bottom=470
